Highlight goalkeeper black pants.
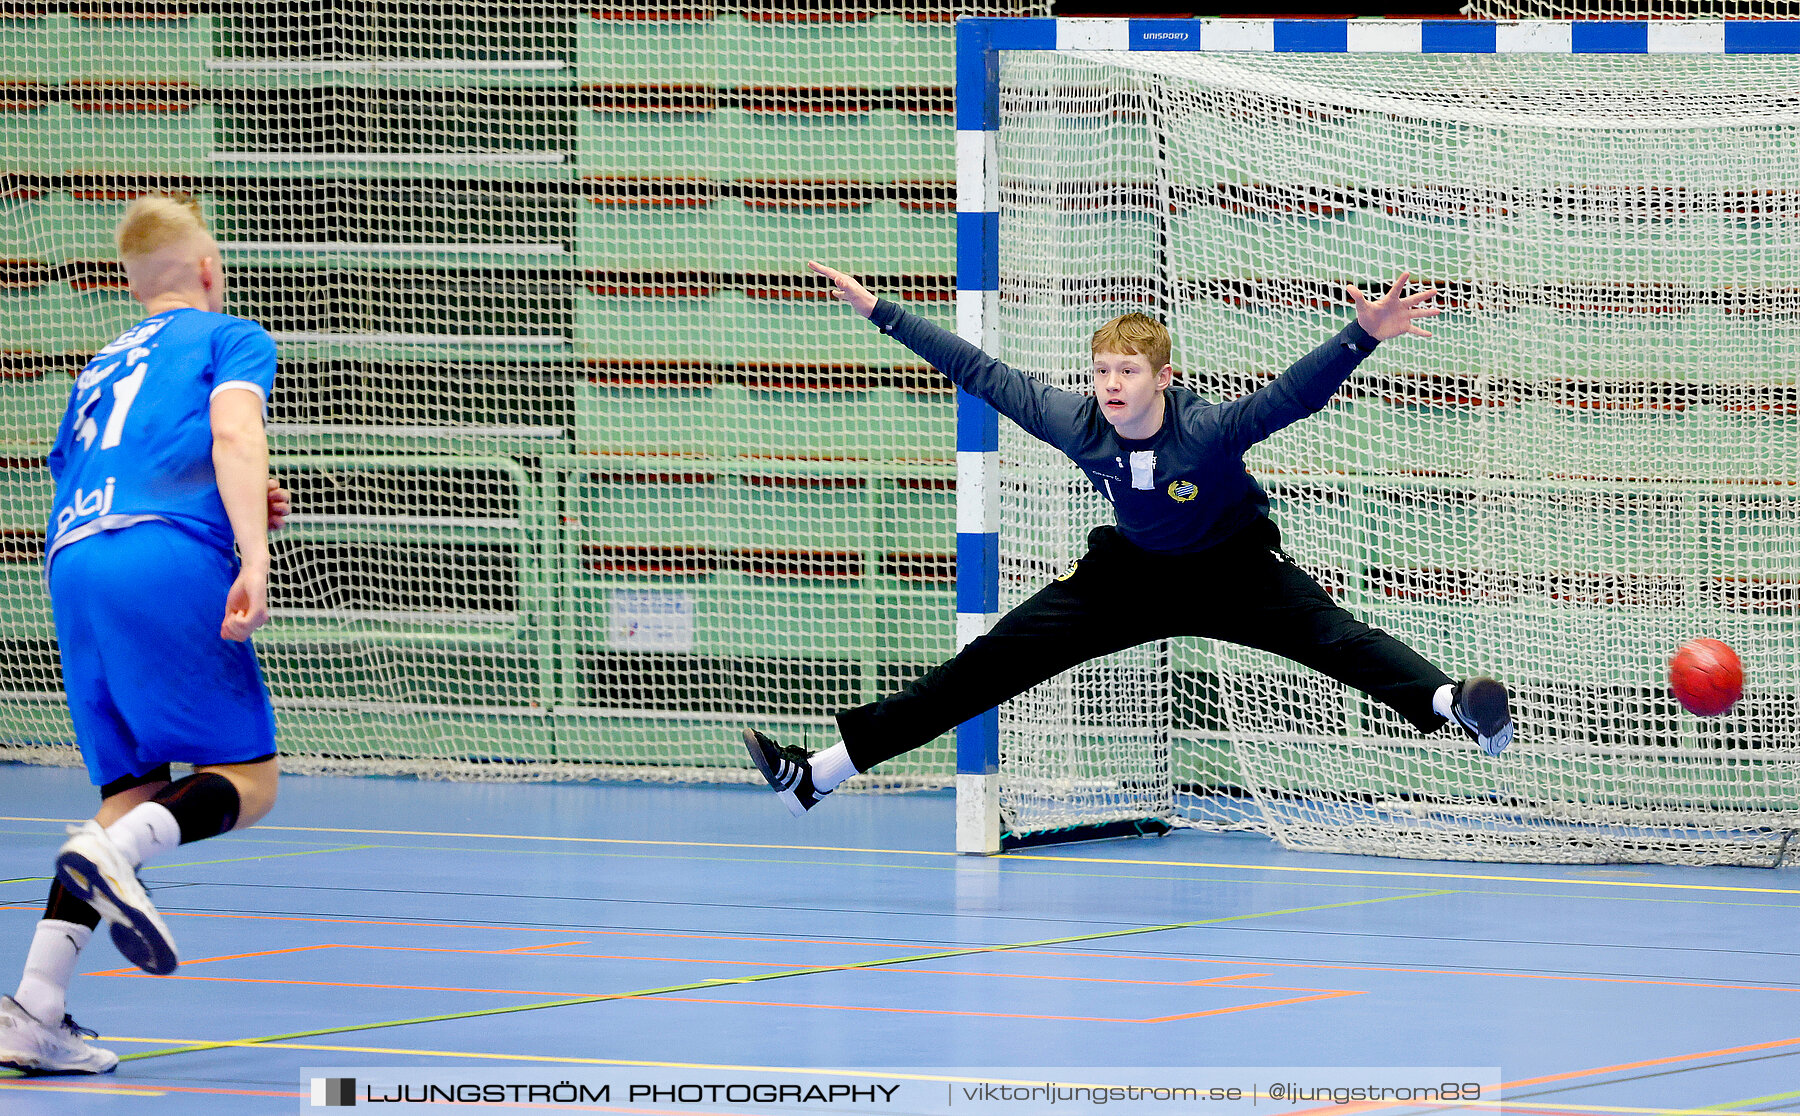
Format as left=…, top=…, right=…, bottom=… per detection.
left=836, top=517, right=1456, bottom=773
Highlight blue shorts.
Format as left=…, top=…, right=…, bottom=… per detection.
left=49, top=521, right=277, bottom=788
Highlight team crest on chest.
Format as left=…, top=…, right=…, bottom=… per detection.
left=1167, top=479, right=1198, bottom=503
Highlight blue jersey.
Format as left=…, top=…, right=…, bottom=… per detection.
left=45, top=308, right=277, bottom=572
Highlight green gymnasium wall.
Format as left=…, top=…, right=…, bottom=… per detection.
left=0, top=2, right=1044, bottom=781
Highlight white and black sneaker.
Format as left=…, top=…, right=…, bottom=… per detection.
left=54, top=821, right=179, bottom=976
left=1452, top=676, right=1515, bottom=757
left=0, top=995, right=117, bottom=1075
left=743, top=729, right=830, bottom=817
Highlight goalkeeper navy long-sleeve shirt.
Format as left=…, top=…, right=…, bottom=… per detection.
left=869, top=299, right=1381, bottom=555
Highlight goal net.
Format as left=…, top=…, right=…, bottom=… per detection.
left=988, top=43, right=1800, bottom=865
left=1465, top=2, right=1797, bottom=20
left=0, top=2, right=1047, bottom=787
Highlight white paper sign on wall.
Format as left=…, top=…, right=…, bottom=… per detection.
left=607, top=589, right=695, bottom=652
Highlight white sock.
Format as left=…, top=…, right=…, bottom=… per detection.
left=1433, top=683, right=1456, bottom=721
left=105, top=802, right=182, bottom=868
left=809, top=742, right=859, bottom=794
left=14, top=919, right=92, bottom=1024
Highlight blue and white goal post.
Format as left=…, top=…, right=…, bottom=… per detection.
left=951, top=18, right=1800, bottom=861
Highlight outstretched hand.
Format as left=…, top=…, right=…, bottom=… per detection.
left=807, top=261, right=878, bottom=320
left=1348, top=271, right=1440, bottom=341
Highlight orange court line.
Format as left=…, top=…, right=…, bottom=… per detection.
left=103, top=965, right=1325, bottom=1002
left=112, top=942, right=339, bottom=970
left=353, top=947, right=809, bottom=969
left=1, top=906, right=615, bottom=935
left=103, top=957, right=1357, bottom=1022
left=56, top=902, right=1383, bottom=974
left=4, top=904, right=1062, bottom=970
left=1143, top=989, right=1365, bottom=1022
left=1021, top=947, right=1800, bottom=995
left=1501, top=1032, right=1800, bottom=1088
left=875, top=968, right=1271, bottom=988
left=146, top=976, right=1359, bottom=1015
left=523, top=956, right=1274, bottom=989
left=346, top=945, right=798, bottom=965
left=456, top=935, right=1800, bottom=999
left=90, top=941, right=864, bottom=977
left=497, top=928, right=980, bottom=950
left=98, top=939, right=1298, bottom=994
left=86, top=943, right=339, bottom=976
left=1183, top=974, right=1268, bottom=987
left=105, top=972, right=598, bottom=997
left=82, top=940, right=1154, bottom=981
left=85, top=922, right=1795, bottom=1003
left=1279, top=1033, right=1800, bottom=1116
left=6, top=906, right=955, bottom=953
left=524, top=954, right=1273, bottom=989
left=624, top=992, right=1343, bottom=1024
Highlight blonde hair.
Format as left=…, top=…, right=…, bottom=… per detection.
left=114, top=193, right=209, bottom=263
left=1090, top=312, right=1171, bottom=371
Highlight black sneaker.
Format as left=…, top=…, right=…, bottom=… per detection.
left=1452, top=676, right=1515, bottom=757
left=743, top=729, right=829, bottom=817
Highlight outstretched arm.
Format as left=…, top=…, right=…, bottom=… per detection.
left=806, top=261, right=1088, bottom=448
left=1215, top=271, right=1438, bottom=451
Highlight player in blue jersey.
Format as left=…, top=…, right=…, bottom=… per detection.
left=0, top=194, right=286, bottom=1075
left=743, top=261, right=1514, bottom=816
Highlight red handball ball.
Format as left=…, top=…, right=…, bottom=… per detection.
left=1668, top=638, right=1744, bottom=717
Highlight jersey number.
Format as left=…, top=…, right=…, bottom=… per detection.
left=75, top=361, right=147, bottom=452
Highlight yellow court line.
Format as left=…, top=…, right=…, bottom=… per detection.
left=1399, top=1105, right=1800, bottom=1116
left=217, top=824, right=1800, bottom=897
left=0, top=1079, right=164, bottom=1096
left=154, top=845, right=377, bottom=870
left=2, top=817, right=959, bottom=857
left=1452, top=1105, right=1800, bottom=1116
left=1702, top=1090, right=1800, bottom=1111
left=7, top=815, right=1800, bottom=896
left=0, top=845, right=377, bottom=888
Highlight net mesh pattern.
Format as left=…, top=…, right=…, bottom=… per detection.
left=0, top=1, right=1045, bottom=785
left=1463, top=2, right=1798, bottom=19
left=994, top=50, right=1800, bottom=864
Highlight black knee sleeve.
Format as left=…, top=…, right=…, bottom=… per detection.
left=150, top=772, right=243, bottom=844
left=45, top=879, right=101, bottom=930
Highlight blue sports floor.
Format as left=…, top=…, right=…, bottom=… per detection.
left=3, top=761, right=1799, bottom=1114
